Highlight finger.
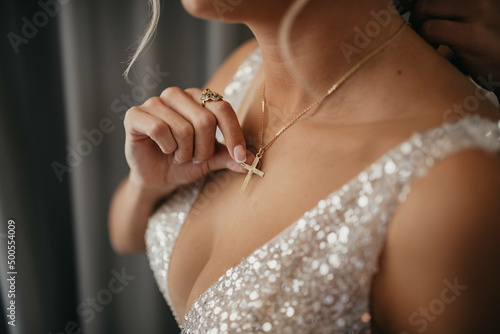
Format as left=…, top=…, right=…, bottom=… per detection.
left=141, top=97, right=194, bottom=163
left=203, top=143, right=256, bottom=174
left=409, top=0, right=426, bottom=29
left=184, top=88, right=247, bottom=164
left=159, top=87, right=216, bottom=163
left=420, top=19, right=480, bottom=50
left=414, top=0, right=475, bottom=20
left=123, top=106, right=177, bottom=154
left=396, top=0, right=414, bottom=15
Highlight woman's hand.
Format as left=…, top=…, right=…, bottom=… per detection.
left=410, top=0, right=500, bottom=96
left=123, top=86, right=252, bottom=195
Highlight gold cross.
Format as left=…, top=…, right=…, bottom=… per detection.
left=239, top=155, right=264, bottom=192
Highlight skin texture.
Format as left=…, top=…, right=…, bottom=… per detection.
left=371, top=149, right=500, bottom=334
left=109, top=0, right=500, bottom=332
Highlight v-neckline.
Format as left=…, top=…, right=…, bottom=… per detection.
left=177, top=155, right=374, bottom=324
left=169, top=115, right=495, bottom=327
left=172, top=117, right=472, bottom=326
left=176, top=203, right=309, bottom=326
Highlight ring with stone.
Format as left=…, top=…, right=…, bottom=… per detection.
left=201, top=88, right=224, bottom=107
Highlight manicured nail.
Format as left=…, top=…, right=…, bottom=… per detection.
left=233, top=145, right=247, bottom=163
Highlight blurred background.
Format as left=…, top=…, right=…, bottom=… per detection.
left=0, top=0, right=252, bottom=333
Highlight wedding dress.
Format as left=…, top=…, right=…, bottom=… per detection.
left=145, top=48, right=500, bottom=333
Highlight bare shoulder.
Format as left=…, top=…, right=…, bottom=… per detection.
left=372, top=148, right=500, bottom=334
left=203, top=38, right=259, bottom=93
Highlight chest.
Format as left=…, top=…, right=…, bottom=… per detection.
left=173, top=130, right=402, bottom=331
left=167, top=123, right=399, bottom=321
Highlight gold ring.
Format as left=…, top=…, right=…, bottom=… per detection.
left=201, top=88, right=223, bottom=107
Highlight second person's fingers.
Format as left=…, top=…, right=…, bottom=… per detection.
left=413, top=0, right=475, bottom=20
left=419, top=19, right=479, bottom=50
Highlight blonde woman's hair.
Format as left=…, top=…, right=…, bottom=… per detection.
left=123, top=0, right=161, bottom=83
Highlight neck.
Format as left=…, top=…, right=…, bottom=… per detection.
left=245, top=0, right=406, bottom=113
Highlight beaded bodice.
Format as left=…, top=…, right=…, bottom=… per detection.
left=145, top=48, right=500, bottom=333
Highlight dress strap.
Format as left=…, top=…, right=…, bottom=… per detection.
left=382, top=116, right=500, bottom=204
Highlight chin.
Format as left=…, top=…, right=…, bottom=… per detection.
left=181, top=0, right=222, bottom=20
left=181, top=0, right=252, bottom=22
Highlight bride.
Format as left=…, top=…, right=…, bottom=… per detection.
left=109, top=0, right=500, bottom=333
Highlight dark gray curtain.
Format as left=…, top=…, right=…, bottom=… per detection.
left=0, top=1, right=253, bottom=333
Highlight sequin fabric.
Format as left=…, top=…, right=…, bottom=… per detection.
left=145, top=178, right=205, bottom=323
left=145, top=48, right=500, bottom=333
left=144, top=49, right=261, bottom=323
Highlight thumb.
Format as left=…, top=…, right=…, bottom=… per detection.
left=204, top=143, right=255, bottom=174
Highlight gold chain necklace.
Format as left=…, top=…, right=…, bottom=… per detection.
left=239, top=23, right=408, bottom=192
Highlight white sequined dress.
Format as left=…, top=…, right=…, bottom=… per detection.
left=145, top=48, right=500, bottom=333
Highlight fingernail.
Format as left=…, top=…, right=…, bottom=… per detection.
left=173, top=160, right=180, bottom=165
left=192, top=160, right=203, bottom=164
left=233, top=145, right=246, bottom=163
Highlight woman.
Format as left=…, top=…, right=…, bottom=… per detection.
left=109, top=0, right=500, bottom=333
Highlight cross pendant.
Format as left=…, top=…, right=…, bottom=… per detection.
left=239, top=154, right=264, bottom=192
